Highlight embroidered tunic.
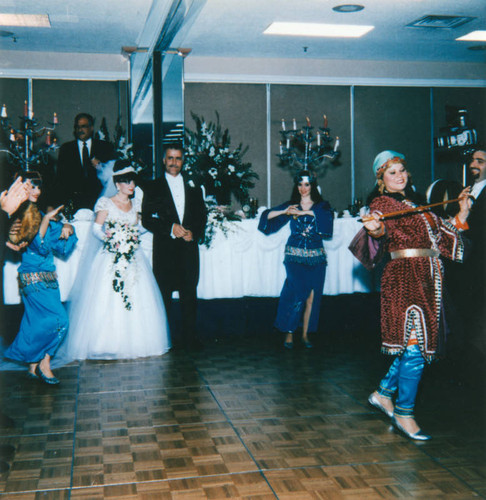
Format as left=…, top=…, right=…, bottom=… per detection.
left=370, top=195, right=463, bottom=362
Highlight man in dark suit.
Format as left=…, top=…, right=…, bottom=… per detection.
left=54, top=113, right=114, bottom=212
left=142, top=143, right=207, bottom=350
left=462, top=147, right=486, bottom=356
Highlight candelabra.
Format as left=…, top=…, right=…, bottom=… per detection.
left=0, top=101, right=59, bottom=172
left=278, top=115, right=340, bottom=176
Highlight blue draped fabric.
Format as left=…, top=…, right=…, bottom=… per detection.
left=258, top=201, right=333, bottom=333
left=4, top=220, right=77, bottom=365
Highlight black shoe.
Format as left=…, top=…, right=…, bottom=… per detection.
left=35, top=365, right=60, bottom=385
left=0, top=444, right=15, bottom=461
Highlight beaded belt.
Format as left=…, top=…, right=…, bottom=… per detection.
left=18, top=271, right=58, bottom=289
left=390, top=249, right=439, bottom=259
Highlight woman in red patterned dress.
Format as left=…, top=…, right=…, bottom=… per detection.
left=363, top=150, right=470, bottom=440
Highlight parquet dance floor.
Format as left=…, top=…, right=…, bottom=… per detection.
left=0, top=327, right=484, bottom=498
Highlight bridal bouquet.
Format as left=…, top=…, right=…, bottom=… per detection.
left=103, top=221, right=140, bottom=310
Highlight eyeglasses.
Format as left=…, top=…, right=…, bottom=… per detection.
left=75, top=124, right=91, bottom=129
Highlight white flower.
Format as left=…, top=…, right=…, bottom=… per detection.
left=209, top=146, right=216, bottom=157
left=228, top=164, right=235, bottom=173
left=103, top=220, right=140, bottom=310
left=188, top=180, right=195, bottom=187
left=209, top=167, right=218, bottom=179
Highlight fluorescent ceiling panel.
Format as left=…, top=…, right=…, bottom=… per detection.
left=264, top=22, right=374, bottom=38
left=0, top=13, right=51, bottom=27
left=456, top=30, right=486, bottom=41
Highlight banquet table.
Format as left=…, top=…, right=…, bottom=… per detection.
left=3, top=210, right=375, bottom=305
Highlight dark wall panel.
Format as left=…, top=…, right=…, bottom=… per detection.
left=354, top=86, right=431, bottom=203
left=185, top=83, right=267, bottom=207
left=0, top=79, right=29, bottom=187
left=270, top=85, right=351, bottom=211
left=33, top=80, right=129, bottom=147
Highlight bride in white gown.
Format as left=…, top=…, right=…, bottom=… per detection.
left=61, top=161, right=171, bottom=360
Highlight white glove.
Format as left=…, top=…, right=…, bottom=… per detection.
left=92, top=222, right=106, bottom=241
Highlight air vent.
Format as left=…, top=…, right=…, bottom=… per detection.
left=408, top=15, right=475, bottom=29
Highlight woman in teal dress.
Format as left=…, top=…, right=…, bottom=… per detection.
left=258, top=170, right=333, bottom=348
left=4, top=172, right=77, bottom=384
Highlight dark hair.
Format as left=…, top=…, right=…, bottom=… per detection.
left=74, top=113, right=94, bottom=128
left=15, top=170, right=42, bottom=188
left=472, top=143, right=486, bottom=155
left=163, top=142, right=184, bottom=158
left=290, top=170, right=323, bottom=204
left=113, top=159, right=137, bottom=185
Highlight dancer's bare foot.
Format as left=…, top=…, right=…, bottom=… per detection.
left=284, top=333, right=293, bottom=349
left=38, top=356, right=55, bottom=379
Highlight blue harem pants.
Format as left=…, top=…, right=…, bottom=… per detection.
left=377, top=345, right=426, bottom=417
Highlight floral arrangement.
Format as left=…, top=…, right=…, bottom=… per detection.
left=184, top=112, right=259, bottom=205
left=201, top=199, right=242, bottom=249
left=103, top=220, right=140, bottom=310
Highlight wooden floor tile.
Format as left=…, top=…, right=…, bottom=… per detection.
left=0, top=333, right=484, bottom=498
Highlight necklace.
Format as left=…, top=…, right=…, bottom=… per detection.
left=115, top=195, right=130, bottom=204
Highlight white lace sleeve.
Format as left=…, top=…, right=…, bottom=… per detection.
left=94, top=197, right=110, bottom=213
left=132, top=197, right=142, bottom=213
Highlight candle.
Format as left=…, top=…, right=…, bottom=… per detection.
left=306, top=117, right=311, bottom=127
left=293, top=118, right=297, bottom=130
left=323, top=114, right=328, bottom=128
left=1, top=104, right=7, bottom=118
left=53, top=112, right=58, bottom=124
left=279, top=141, right=283, bottom=154
left=46, top=131, right=51, bottom=145
left=9, top=129, right=15, bottom=142
left=286, top=139, right=290, bottom=149
left=281, top=118, right=286, bottom=131
left=317, top=132, right=320, bottom=146
left=24, top=100, right=28, bottom=117
left=334, top=136, right=340, bottom=152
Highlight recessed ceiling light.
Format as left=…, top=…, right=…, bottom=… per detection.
left=332, top=5, right=364, bottom=13
left=264, top=22, right=374, bottom=38
left=457, top=30, right=486, bottom=42
left=0, top=13, right=50, bottom=28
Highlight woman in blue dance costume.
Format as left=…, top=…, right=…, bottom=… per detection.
left=258, top=170, right=333, bottom=348
left=4, top=171, right=77, bottom=384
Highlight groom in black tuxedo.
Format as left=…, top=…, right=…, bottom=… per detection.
left=53, top=113, right=114, bottom=211
left=142, top=143, right=207, bottom=349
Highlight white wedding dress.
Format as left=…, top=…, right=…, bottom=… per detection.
left=60, top=197, right=171, bottom=361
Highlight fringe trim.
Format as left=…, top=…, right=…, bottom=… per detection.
left=18, top=271, right=59, bottom=296
left=284, top=245, right=327, bottom=265
left=380, top=345, right=436, bottom=364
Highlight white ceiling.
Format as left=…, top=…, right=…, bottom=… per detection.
left=0, top=0, right=485, bottom=63
left=183, top=0, right=486, bottom=63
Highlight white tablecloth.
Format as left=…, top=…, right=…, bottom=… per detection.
left=3, top=213, right=374, bottom=304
